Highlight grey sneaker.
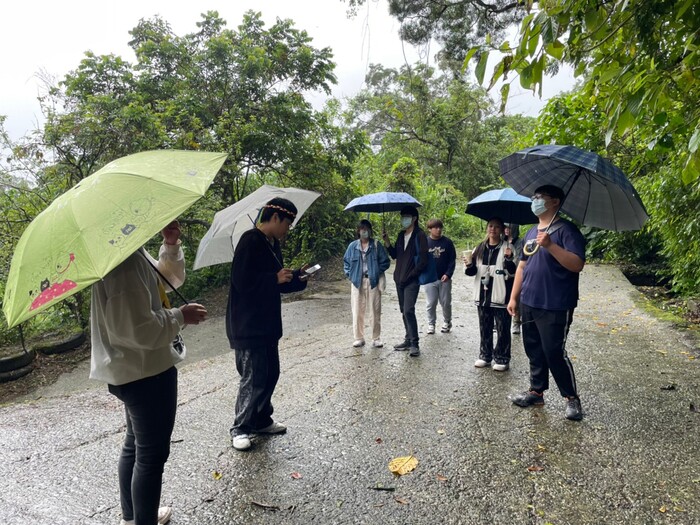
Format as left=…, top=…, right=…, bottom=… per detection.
left=372, top=339, right=384, bottom=348
left=474, top=358, right=491, bottom=368
left=394, top=340, right=411, bottom=351
left=565, top=397, right=583, bottom=420
left=256, top=421, right=287, bottom=434
left=492, top=362, right=509, bottom=372
left=232, top=434, right=252, bottom=450
left=352, top=339, right=365, bottom=348
left=409, top=346, right=420, bottom=357
left=510, top=391, right=545, bottom=407
left=426, top=324, right=436, bottom=335
left=440, top=322, right=452, bottom=333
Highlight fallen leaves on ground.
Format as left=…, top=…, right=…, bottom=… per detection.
left=436, top=474, right=448, bottom=482
left=394, top=496, right=410, bottom=505
left=212, top=470, right=222, bottom=480
left=527, top=465, right=544, bottom=472
left=290, top=472, right=302, bottom=479
left=389, top=455, right=418, bottom=475
left=375, top=437, right=383, bottom=444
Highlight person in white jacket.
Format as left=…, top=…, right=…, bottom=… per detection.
left=463, top=217, right=516, bottom=371
left=90, top=220, right=207, bottom=525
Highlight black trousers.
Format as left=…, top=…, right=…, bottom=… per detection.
left=108, top=366, right=177, bottom=525
left=477, top=306, right=512, bottom=364
left=520, top=304, right=578, bottom=398
left=231, top=344, right=280, bottom=436
left=396, top=279, right=420, bottom=346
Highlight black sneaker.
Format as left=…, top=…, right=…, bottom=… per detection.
left=409, top=346, right=420, bottom=357
left=510, top=390, right=545, bottom=407
left=565, top=397, right=583, bottom=420
left=394, top=340, right=411, bottom=351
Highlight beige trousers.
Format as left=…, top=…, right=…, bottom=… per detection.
left=351, top=277, right=382, bottom=341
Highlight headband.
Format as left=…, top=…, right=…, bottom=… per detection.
left=263, top=204, right=296, bottom=218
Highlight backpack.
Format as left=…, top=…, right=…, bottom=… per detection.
left=414, top=235, right=438, bottom=285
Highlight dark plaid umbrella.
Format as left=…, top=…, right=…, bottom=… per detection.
left=499, top=145, right=648, bottom=231
left=466, top=188, right=538, bottom=225
left=344, top=191, right=422, bottom=213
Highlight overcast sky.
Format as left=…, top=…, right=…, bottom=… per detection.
left=1, top=0, right=574, bottom=139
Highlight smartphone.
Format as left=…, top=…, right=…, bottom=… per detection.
left=305, top=264, right=321, bottom=275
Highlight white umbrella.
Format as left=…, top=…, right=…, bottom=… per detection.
left=193, top=184, right=321, bottom=269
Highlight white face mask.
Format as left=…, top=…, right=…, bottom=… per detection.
left=531, top=198, right=548, bottom=216
left=401, top=216, right=413, bottom=228
left=359, top=230, right=370, bottom=239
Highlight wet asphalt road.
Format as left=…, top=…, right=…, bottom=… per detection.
left=1, top=264, right=699, bottom=524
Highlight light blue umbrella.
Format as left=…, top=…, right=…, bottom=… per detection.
left=344, top=192, right=422, bottom=213
left=499, top=144, right=648, bottom=231
left=466, top=188, right=538, bottom=225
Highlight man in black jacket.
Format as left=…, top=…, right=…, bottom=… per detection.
left=226, top=198, right=308, bottom=451
left=383, top=206, right=428, bottom=357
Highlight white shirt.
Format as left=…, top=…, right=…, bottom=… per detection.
left=89, top=243, right=186, bottom=385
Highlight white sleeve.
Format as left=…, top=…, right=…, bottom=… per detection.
left=101, top=257, right=183, bottom=351
left=142, top=241, right=186, bottom=291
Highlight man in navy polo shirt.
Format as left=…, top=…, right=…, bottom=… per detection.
left=507, top=185, right=586, bottom=420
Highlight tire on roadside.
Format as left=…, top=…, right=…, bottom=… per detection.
left=0, top=348, right=37, bottom=374
left=33, top=331, right=87, bottom=355
left=0, top=362, right=34, bottom=383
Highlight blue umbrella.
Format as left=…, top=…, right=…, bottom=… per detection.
left=499, top=144, right=648, bottom=231
left=466, top=188, right=538, bottom=225
left=344, top=191, right=422, bottom=213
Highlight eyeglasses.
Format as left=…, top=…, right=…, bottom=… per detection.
left=530, top=194, right=552, bottom=201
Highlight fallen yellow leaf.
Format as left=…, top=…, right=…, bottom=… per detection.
left=389, top=455, right=419, bottom=476
left=659, top=505, right=667, bottom=513
left=212, top=471, right=222, bottom=480
left=437, top=429, right=445, bottom=435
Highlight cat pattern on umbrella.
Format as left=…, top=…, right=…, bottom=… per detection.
left=29, top=253, right=77, bottom=311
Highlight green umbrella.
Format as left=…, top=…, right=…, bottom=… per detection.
left=2, top=150, right=227, bottom=328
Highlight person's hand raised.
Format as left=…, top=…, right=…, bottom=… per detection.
left=161, top=220, right=181, bottom=246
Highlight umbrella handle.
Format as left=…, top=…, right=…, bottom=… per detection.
left=523, top=211, right=561, bottom=256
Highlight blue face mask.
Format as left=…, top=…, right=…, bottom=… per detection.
left=531, top=198, right=547, bottom=216
left=401, top=216, right=413, bottom=228
left=360, top=230, right=370, bottom=239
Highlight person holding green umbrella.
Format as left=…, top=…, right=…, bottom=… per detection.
left=91, top=220, right=207, bottom=525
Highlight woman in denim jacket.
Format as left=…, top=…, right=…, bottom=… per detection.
left=343, top=219, right=391, bottom=349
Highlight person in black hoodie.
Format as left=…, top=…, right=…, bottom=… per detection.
left=382, top=205, right=428, bottom=357
left=226, top=197, right=309, bottom=451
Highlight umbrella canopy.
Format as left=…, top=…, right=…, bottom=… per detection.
left=344, top=191, right=421, bottom=213
left=499, top=144, right=648, bottom=231
left=193, top=184, right=321, bottom=270
left=466, top=188, right=538, bottom=225
left=2, top=150, right=227, bottom=328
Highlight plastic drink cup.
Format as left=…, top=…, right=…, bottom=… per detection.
left=463, top=250, right=472, bottom=264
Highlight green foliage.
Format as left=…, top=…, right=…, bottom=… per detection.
left=0, top=11, right=368, bottom=333
left=346, top=63, right=535, bottom=200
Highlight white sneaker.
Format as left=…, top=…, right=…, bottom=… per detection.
left=256, top=421, right=287, bottom=434
left=121, top=506, right=172, bottom=525
left=352, top=339, right=365, bottom=347
left=372, top=339, right=384, bottom=348
left=426, top=324, right=436, bottom=334
left=474, top=359, right=491, bottom=368
left=492, top=363, right=509, bottom=372
left=232, top=434, right=252, bottom=450
left=441, top=322, right=452, bottom=333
